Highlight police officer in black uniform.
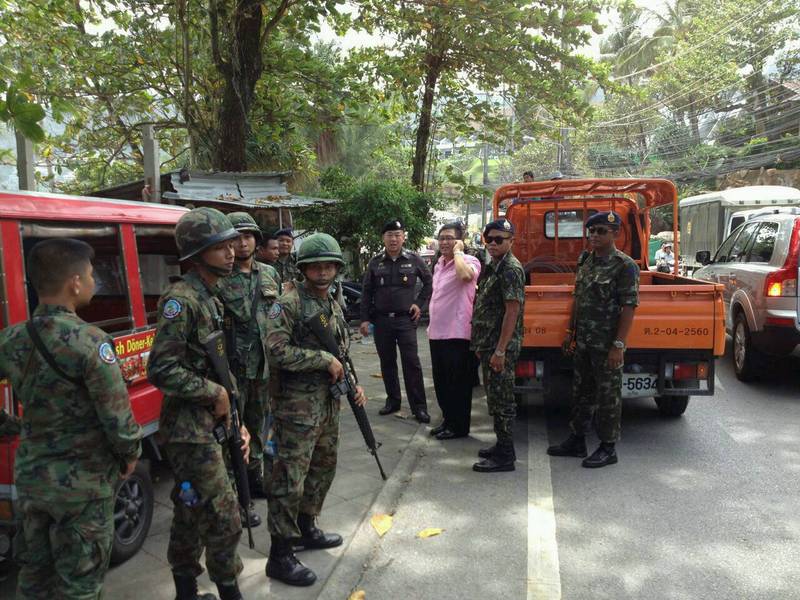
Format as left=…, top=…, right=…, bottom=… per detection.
left=360, top=219, right=432, bottom=423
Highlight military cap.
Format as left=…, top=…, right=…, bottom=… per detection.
left=483, top=218, right=515, bottom=236
left=382, top=219, right=404, bottom=234
left=274, top=227, right=294, bottom=239
left=586, top=211, right=623, bottom=229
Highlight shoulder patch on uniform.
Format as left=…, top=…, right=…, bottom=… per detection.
left=162, top=298, right=182, bottom=319
left=98, top=342, right=117, bottom=364
left=268, top=303, right=283, bottom=319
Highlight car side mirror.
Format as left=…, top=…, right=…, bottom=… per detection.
left=695, top=251, right=711, bottom=265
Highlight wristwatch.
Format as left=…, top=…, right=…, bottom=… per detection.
left=612, top=339, right=625, bottom=350
left=493, top=349, right=506, bottom=357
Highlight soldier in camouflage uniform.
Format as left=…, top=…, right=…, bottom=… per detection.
left=547, top=211, right=639, bottom=468
left=0, top=238, right=142, bottom=599
left=275, top=227, right=301, bottom=291
left=219, top=212, right=279, bottom=502
left=470, top=218, right=526, bottom=473
left=147, top=207, right=249, bottom=600
left=264, top=233, right=367, bottom=587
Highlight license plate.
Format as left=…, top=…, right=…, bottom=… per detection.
left=622, top=374, right=658, bottom=398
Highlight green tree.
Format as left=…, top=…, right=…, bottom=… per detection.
left=353, top=0, right=605, bottom=190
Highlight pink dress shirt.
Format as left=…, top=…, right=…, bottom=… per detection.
left=427, top=253, right=481, bottom=340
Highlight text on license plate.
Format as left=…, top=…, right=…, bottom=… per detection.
left=622, top=374, right=658, bottom=397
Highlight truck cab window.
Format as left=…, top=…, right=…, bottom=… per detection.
left=21, top=222, right=132, bottom=333
left=545, top=210, right=597, bottom=238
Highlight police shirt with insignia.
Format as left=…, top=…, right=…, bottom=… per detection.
left=0, top=304, right=142, bottom=502
left=573, top=247, right=640, bottom=349
left=360, top=249, right=433, bottom=319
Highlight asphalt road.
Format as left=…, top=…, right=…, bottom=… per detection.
left=543, top=340, right=800, bottom=600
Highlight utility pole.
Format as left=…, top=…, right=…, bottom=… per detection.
left=15, top=130, right=35, bottom=191
left=142, top=124, right=161, bottom=202
left=482, top=141, right=489, bottom=229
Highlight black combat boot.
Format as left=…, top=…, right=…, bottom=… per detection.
left=478, top=443, right=517, bottom=460
left=240, top=501, right=262, bottom=527
left=215, top=581, right=242, bottom=600
left=248, top=466, right=267, bottom=500
left=295, top=513, right=343, bottom=551
left=582, top=442, right=618, bottom=468
left=172, top=572, right=218, bottom=600
left=266, top=536, right=317, bottom=586
left=472, top=441, right=515, bottom=472
left=546, top=434, right=588, bottom=458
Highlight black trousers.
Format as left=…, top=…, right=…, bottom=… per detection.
left=429, top=339, right=474, bottom=435
left=373, top=314, right=427, bottom=411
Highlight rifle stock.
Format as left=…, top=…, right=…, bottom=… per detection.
left=306, top=311, right=387, bottom=481
left=202, top=330, right=255, bottom=549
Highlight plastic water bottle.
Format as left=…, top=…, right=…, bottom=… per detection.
left=178, top=481, right=199, bottom=507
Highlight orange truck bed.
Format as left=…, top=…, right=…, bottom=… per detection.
left=493, top=178, right=726, bottom=416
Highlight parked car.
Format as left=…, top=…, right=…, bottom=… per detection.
left=679, top=185, right=800, bottom=275
left=340, top=280, right=363, bottom=322
left=693, top=207, right=800, bottom=381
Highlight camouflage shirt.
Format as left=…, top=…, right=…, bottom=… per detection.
left=470, top=252, right=526, bottom=355
left=265, top=285, right=349, bottom=424
left=0, top=304, right=142, bottom=502
left=147, top=270, right=228, bottom=444
left=219, top=260, right=279, bottom=381
left=574, top=248, right=640, bottom=349
left=276, top=253, right=300, bottom=286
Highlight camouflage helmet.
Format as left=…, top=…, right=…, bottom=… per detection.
left=175, top=207, right=239, bottom=261
left=296, top=233, right=344, bottom=266
left=227, top=211, right=262, bottom=242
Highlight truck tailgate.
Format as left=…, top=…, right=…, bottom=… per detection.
left=522, top=279, right=726, bottom=356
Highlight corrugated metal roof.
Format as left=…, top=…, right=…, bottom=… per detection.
left=162, top=171, right=336, bottom=209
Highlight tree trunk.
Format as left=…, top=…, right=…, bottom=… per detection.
left=411, top=33, right=446, bottom=190
left=211, top=3, right=265, bottom=171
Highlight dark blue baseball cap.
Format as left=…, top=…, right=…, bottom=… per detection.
left=483, top=218, right=515, bottom=236
left=274, top=228, right=294, bottom=238
left=586, top=211, right=623, bottom=229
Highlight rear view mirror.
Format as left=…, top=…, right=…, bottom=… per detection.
left=696, top=251, right=711, bottom=265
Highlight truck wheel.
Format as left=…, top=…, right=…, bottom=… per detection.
left=110, top=461, right=154, bottom=566
left=733, top=313, right=763, bottom=382
left=655, top=395, right=689, bottom=417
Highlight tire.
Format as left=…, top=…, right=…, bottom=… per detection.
left=733, top=312, right=763, bottom=382
left=655, top=395, right=689, bottom=417
left=110, top=460, right=154, bottom=566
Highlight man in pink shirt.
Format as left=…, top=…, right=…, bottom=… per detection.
left=428, top=222, right=482, bottom=440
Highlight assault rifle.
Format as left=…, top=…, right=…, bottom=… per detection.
left=202, top=330, right=255, bottom=549
left=306, top=310, right=387, bottom=480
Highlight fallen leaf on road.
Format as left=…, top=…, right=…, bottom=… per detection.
left=348, top=591, right=366, bottom=600
left=417, top=528, right=444, bottom=539
left=370, top=373, right=383, bottom=378
left=370, top=513, right=393, bottom=537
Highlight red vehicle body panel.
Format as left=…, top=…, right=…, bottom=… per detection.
left=0, top=191, right=187, bottom=504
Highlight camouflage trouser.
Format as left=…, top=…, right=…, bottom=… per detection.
left=241, top=377, right=270, bottom=472
left=569, top=344, right=622, bottom=443
left=164, top=442, right=243, bottom=584
left=481, top=350, right=519, bottom=445
left=266, top=401, right=340, bottom=539
left=16, top=495, right=113, bottom=600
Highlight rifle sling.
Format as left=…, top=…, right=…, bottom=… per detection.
left=25, top=320, right=83, bottom=386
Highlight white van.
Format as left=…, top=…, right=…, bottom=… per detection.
left=680, top=186, right=800, bottom=274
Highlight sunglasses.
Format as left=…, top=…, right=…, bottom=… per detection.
left=485, top=235, right=511, bottom=245
left=587, top=227, right=612, bottom=235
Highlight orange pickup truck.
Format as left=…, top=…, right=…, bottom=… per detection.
left=495, top=178, right=726, bottom=416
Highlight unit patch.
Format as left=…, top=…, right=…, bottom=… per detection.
left=98, top=342, right=117, bottom=364
left=163, top=299, right=183, bottom=319
left=268, top=303, right=283, bottom=319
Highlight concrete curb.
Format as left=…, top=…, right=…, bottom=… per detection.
left=317, top=422, right=430, bottom=600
